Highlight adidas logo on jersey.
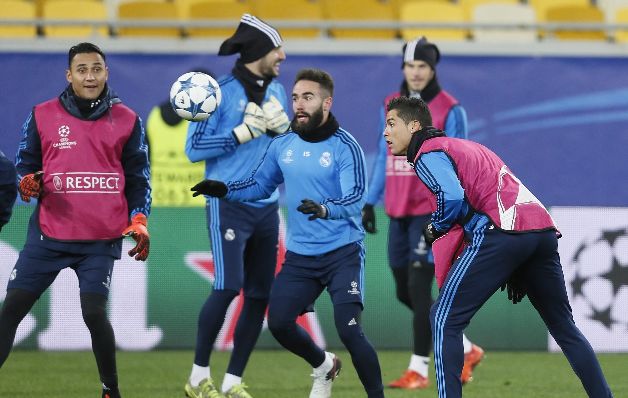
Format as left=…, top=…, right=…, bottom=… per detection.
left=348, top=318, right=357, bottom=326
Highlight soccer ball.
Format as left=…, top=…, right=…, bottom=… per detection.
left=169, top=72, right=222, bottom=121
left=570, top=227, right=628, bottom=329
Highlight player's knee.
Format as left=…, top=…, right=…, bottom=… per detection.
left=267, top=309, right=294, bottom=337
left=0, top=289, right=38, bottom=325
left=80, top=293, right=108, bottom=329
left=336, top=320, right=364, bottom=345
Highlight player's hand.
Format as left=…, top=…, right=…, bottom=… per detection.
left=233, top=102, right=267, bottom=144
left=297, top=199, right=328, bottom=221
left=262, top=95, right=290, bottom=136
left=191, top=179, right=228, bottom=198
left=121, top=213, right=150, bottom=261
left=422, top=222, right=444, bottom=246
left=361, top=204, right=377, bottom=234
left=18, top=171, right=44, bottom=202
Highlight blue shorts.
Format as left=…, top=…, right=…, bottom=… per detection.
left=8, top=245, right=115, bottom=297
left=271, top=241, right=366, bottom=310
left=388, top=214, right=433, bottom=269
left=206, top=198, right=279, bottom=299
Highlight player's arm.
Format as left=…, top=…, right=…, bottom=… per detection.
left=362, top=106, right=388, bottom=232
left=121, top=116, right=151, bottom=261
left=225, top=139, right=283, bottom=201
left=15, top=111, right=44, bottom=202
left=320, top=138, right=367, bottom=220
left=0, top=153, right=17, bottom=231
left=122, top=117, right=151, bottom=218
left=191, top=138, right=284, bottom=201
left=185, top=100, right=239, bottom=163
left=444, top=105, right=468, bottom=139
left=415, top=151, right=469, bottom=234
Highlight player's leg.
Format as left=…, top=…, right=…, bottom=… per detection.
left=328, top=242, right=384, bottom=398
left=0, top=289, right=38, bottom=367
left=222, top=203, right=279, bottom=395
left=388, top=217, right=412, bottom=309
left=187, top=199, right=251, bottom=397
left=431, top=223, right=521, bottom=398
left=267, top=250, right=324, bottom=365
left=74, top=254, right=120, bottom=397
left=0, top=246, right=64, bottom=367
left=522, top=231, right=613, bottom=398
left=404, top=215, right=434, bottom=387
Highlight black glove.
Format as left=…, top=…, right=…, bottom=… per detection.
left=501, top=271, right=527, bottom=304
left=361, top=204, right=376, bottom=234
left=297, top=199, right=327, bottom=221
left=191, top=179, right=228, bottom=198
left=422, top=222, right=444, bottom=246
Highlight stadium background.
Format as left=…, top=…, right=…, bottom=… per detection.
left=1, top=45, right=627, bottom=354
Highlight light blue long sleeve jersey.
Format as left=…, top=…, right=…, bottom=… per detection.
left=414, top=151, right=490, bottom=234
left=226, top=128, right=367, bottom=255
left=186, top=74, right=289, bottom=207
left=366, top=103, right=467, bottom=206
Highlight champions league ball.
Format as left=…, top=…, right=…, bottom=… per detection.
left=169, top=72, right=222, bottom=121
left=570, top=227, right=628, bottom=329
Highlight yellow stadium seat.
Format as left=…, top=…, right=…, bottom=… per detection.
left=0, top=0, right=37, bottom=38
left=43, top=0, right=108, bottom=37
left=545, top=5, right=606, bottom=40
left=400, top=1, right=468, bottom=41
left=459, top=0, right=519, bottom=20
left=324, top=0, right=397, bottom=39
left=472, top=3, right=537, bottom=42
left=529, top=0, right=590, bottom=22
left=254, top=0, right=323, bottom=38
left=117, top=0, right=182, bottom=37
left=186, top=0, right=252, bottom=37
left=614, top=7, right=628, bottom=42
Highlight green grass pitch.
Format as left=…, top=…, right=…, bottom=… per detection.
left=0, top=350, right=625, bottom=397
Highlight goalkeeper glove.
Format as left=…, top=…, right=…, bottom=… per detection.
left=233, top=102, right=267, bottom=144
left=422, top=222, right=444, bottom=247
left=18, top=171, right=43, bottom=202
left=191, top=179, right=228, bottom=198
left=121, top=213, right=150, bottom=261
left=297, top=199, right=328, bottom=221
left=262, top=95, right=291, bottom=136
left=501, top=269, right=527, bottom=304
left=361, top=204, right=377, bottom=234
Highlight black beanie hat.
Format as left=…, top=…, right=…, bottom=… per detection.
left=401, top=36, right=440, bottom=69
left=218, top=14, right=283, bottom=63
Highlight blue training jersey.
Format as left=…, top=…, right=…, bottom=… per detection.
left=186, top=74, right=288, bottom=207
left=226, top=128, right=367, bottom=255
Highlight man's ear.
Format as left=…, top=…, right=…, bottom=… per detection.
left=410, top=119, right=421, bottom=133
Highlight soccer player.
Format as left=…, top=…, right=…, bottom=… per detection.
left=362, top=36, right=482, bottom=389
left=383, top=96, right=614, bottom=398
left=0, top=42, right=151, bottom=398
left=0, top=150, right=17, bottom=233
left=191, top=68, right=385, bottom=398
left=184, top=14, right=290, bottom=398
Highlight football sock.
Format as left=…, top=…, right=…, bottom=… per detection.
left=409, top=354, right=430, bottom=377
left=193, top=289, right=239, bottom=366
left=226, top=297, right=267, bottom=376
left=81, top=293, right=117, bottom=388
left=221, top=373, right=242, bottom=392
left=462, top=334, right=472, bottom=354
left=190, top=364, right=210, bottom=386
left=313, top=351, right=334, bottom=373
left=408, top=264, right=435, bottom=358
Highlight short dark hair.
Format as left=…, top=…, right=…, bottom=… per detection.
left=68, top=42, right=106, bottom=67
left=294, top=68, right=334, bottom=97
left=387, top=96, right=432, bottom=129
